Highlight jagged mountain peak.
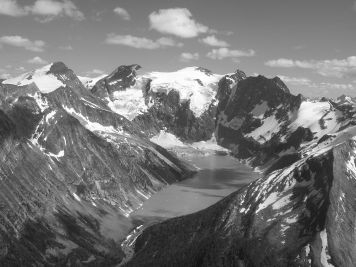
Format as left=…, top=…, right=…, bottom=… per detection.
left=107, top=64, right=141, bottom=80
left=47, top=61, right=70, bottom=75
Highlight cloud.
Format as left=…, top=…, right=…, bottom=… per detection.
left=277, top=75, right=312, bottom=86
left=0, top=35, right=46, bottom=52
left=59, top=45, right=73, bottom=50
left=0, top=68, right=11, bottom=79
left=156, top=37, right=183, bottom=47
left=113, top=6, right=130, bottom=20
left=86, top=69, right=105, bottom=76
left=149, top=8, right=209, bottom=38
left=31, top=0, right=84, bottom=22
left=278, top=75, right=354, bottom=90
left=200, top=35, right=229, bottom=47
left=0, top=0, right=27, bottom=16
left=27, top=56, right=48, bottom=64
left=180, top=52, right=199, bottom=62
left=105, top=34, right=183, bottom=49
left=0, top=0, right=84, bottom=21
left=206, top=47, right=255, bottom=61
left=265, top=56, right=356, bottom=78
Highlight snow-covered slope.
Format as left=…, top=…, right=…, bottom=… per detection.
left=94, top=66, right=223, bottom=120
left=142, top=67, right=223, bottom=117
left=78, top=74, right=107, bottom=89
left=3, top=63, right=65, bottom=93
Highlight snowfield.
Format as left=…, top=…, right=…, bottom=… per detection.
left=3, top=63, right=65, bottom=93
left=290, top=100, right=341, bottom=138
left=150, top=130, right=228, bottom=153
left=150, top=130, right=186, bottom=148
left=108, top=87, right=148, bottom=121
left=143, top=67, right=223, bottom=117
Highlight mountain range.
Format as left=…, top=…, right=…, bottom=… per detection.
left=0, top=62, right=355, bottom=266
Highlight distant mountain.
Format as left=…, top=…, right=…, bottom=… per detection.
left=0, top=62, right=193, bottom=266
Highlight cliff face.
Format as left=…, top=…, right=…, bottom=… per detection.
left=0, top=62, right=193, bottom=266
left=125, top=137, right=356, bottom=267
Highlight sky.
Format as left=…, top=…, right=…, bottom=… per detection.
left=0, top=0, right=356, bottom=98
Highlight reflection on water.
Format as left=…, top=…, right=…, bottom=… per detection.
left=131, top=151, right=259, bottom=221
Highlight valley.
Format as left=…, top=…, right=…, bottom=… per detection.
left=0, top=61, right=355, bottom=266
left=120, top=145, right=260, bottom=266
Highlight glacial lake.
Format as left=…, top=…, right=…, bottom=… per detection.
left=130, top=147, right=260, bottom=224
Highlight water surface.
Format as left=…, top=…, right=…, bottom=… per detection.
left=131, top=148, right=259, bottom=221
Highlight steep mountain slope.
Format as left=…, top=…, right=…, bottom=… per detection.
left=214, top=75, right=355, bottom=168
left=125, top=130, right=356, bottom=267
left=0, top=62, right=193, bottom=266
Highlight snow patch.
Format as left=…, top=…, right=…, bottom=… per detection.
left=250, top=101, right=268, bottom=119
left=190, top=136, right=228, bottom=152
left=320, top=229, right=334, bottom=267
left=108, top=87, right=148, bottom=121
left=72, top=192, right=81, bottom=202
left=150, top=130, right=186, bottom=148
left=246, top=113, right=280, bottom=144
left=31, top=92, right=49, bottom=112
left=63, top=106, right=128, bottom=137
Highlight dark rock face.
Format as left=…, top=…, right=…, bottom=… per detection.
left=215, top=75, right=308, bottom=166
left=133, top=70, right=247, bottom=142
left=91, top=64, right=141, bottom=100
left=126, top=139, right=355, bottom=266
left=0, top=62, right=193, bottom=266
left=133, top=91, right=218, bottom=142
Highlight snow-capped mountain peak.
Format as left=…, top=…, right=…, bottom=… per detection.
left=141, top=67, right=224, bottom=117
left=3, top=63, right=66, bottom=93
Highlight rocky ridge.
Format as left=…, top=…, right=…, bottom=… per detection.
left=0, top=62, right=193, bottom=266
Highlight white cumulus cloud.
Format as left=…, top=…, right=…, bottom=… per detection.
left=27, top=56, right=48, bottom=64
left=0, top=35, right=46, bottom=52
left=180, top=52, right=199, bottom=62
left=278, top=75, right=354, bottom=90
left=265, top=56, right=356, bottom=78
left=149, top=8, right=210, bottom=38
left=0, top=0, right=84, bottom=21
left=0, top=0, right=27, bottom=16
left=113, top=6, right=130, bottom=20
left=200, top=35, right=230, bottom=47
left=105, top=34, right=183, bottom=49
left=207, top=47, right=255, bottom=61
